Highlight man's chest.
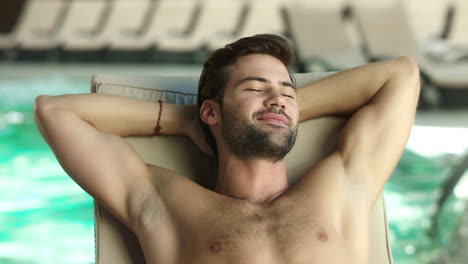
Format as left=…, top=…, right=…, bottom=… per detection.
left=199, top=202, right=326, bottom=245
left=171, top=199, right=366, bottom=263
left=136, top=192, right=368, bottom=264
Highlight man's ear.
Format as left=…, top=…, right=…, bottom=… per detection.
left=200, top=100, right=220, bottom=125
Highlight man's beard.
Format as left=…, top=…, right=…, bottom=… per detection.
left=221, top=105, right=298, bottom=163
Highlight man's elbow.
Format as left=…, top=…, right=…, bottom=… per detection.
left=34, top=95, right=52, bottom=115
left=34, top=95, right=66, bottom=120
left=394, top=56, right=421, bottom=90
left=34, top=95, right=67, bottom=112
left=395, top=56, right=420, bottom=79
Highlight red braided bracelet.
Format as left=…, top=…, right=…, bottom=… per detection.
left=154, top=100, right=163, bottom=136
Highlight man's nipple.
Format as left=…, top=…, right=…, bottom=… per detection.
left=317, top=231, right=328, bottom=242
left=209, top=241, right=222, bottom=253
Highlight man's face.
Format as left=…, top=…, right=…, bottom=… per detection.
left=219, top=54, right=299, bottom=162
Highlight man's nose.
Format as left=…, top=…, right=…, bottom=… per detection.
left=265, top=90, right=286, bottom=109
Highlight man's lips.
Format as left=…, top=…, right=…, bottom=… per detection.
left=257, top=113, right=289, bottom=126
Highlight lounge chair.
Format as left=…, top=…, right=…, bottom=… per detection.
left=157, top=0, right=244, bottom=53
left=15, top=0, right=69, bottom=59
left=351, top=0, right=468, bottom=108
left=284, top=0, right=367, bottom=71
left=59, top=0, right=110, bottom=60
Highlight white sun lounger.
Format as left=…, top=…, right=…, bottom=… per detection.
left=351, top=0, right=420, bottom=59
left=59, top=0, right=111, bottom=51
left=157, top=0, right=244, bottom=53
left=449, top=0, right=468, bottom=48
left=146, top=0, right=200, bottom=51
left=402, top=0, right=450, bottom=43
left=63, top=0, right=153, bottom=52
left=285, top=0, right=367, bottom=71
left=351, top=0, right=468, bottom=107
left=15, top=0, right=69, bottom=50
left=107, top=0, right=156, bottom=51
left=238, top=0, right=286, bottom=38
left=202, top=0, right=246, bottom=51
left=207, top=0, right=287, bottom=52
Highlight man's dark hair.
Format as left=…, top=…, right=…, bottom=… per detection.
left=197, top=34, right=294, bottom=158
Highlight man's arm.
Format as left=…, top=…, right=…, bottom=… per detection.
left=34, top=94, right=198, bottom=230
left=297, top=57, right=421, bottom=207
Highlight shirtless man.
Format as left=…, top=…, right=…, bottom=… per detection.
left=34, top=34, right=420, bottom=263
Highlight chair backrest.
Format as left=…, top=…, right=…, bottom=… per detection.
left=155, top=0, right=245, bottom=51
left=195, top=0, right=244, bottom=46
left=15, top=0, right=68, bottom=49
left=104, top=0, right=154, bottom=48
left=239, top=0, right=286, bottom=38
left=59, top=0, right=109, bottom=47
left=402, top=0, right=450, bottom=42
left=284, top=0, right=367, bottom=70
left=450, top=0, right=468, bottom=47
left=152, top=0, right=202, bottom=50
left=91, top=72, right=394, bottom=264
left=151, top=0, right=199, bottom=37
left=351, top=0, right=420, bottom=59
left=200, top=0, right=245, bottom=33
left=129, top=0, right=198, bottom=49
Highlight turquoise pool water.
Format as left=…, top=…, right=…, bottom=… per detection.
left=1, top=73, right=467, bottom=264
left=0, top=75, right=94, bottom=264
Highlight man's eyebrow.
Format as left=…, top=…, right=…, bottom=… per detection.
left=237, top=76, right=296, bottom=89
left=280, top=81, right=296, bottom=89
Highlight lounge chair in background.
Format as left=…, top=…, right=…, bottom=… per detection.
left=15, top=0, right=70, bottom=60
left=284, top=0, right=367, bottom=72
left=59, top=0, right=110, bottom=61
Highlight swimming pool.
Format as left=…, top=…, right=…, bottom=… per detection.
left=1, top=69, right=467, bottom=264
